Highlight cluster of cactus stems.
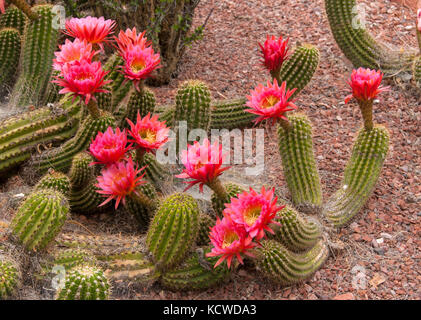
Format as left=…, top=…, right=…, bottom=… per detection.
left=0, top=256, right=21, bottom=299
left=325, top=0, right=420, bottom=85
left=0, top=2, right=396, bottom=299
left=0, top=27, right=20, bottom=87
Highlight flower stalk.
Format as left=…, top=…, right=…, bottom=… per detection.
left=358, top=100, right=374, bottom=130
left=207, top=178, right=229, bottom=202
left=86, top=99, right=101, bottom=119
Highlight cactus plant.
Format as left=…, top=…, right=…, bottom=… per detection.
left=414, top=56, right=421, bottom=88
left=138, top=152, right=169, bottom=190
left=160, top=247, right=230, bottom=291
left=210, top=98, right=257, bottom=130
left=124, top=181, right=158, bottom=227
left=0, top=5, right=27, bottom=34
left=324, top=126, right=389, bottom=227
left=6, top=0, right=39, bottom=20
left=277, top=113, right=322, bottom=213
left=96, top=87, right=113, bottom=112
left=197, top=213, right=214, bottom=246
left=54, top=248, right=96, bottom=271
left=211, top=182, right=244, bottom=218
left=120, top=88, right=156, bottom=127
left=55, top=265, right=110, bottom=300
left=69, top=178, right=111, bottom=214
left=0, top=27, right=21, bottom=87
left=11, top=189, right=69, bottom=251
left=10, top=4, right=59, bottom=107
left=325, top=0, right=416, bottom=76
left=146, top=193, right=200, bottom=269
left=0, top=98, right=82, bottom=177
left=272, top=206, right=322, bottom=251
left=0, top=256, right=21, bottom=299
left=29, top=111, right=115, bottom=175
left=174, top=80, right=212, bottom=131
left=254, top=239, right=328, bottom=285
left=68, top=152, right=94, bottom=189
left=35, top=171, right=71, bottom=195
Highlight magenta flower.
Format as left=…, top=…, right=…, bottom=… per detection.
left=53, top=38, right=97, bottom=71
left=259, top=35, right=290, bottom=73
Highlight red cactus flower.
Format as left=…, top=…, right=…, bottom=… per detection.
left=417, top=9, right=421, bottom=31
left=120, top=43, right=161, bottom=90
left=127, top=112, right=169, bottom=153
left=89, top=127, right=132, bottom=166
left=114, top=27, right=151, bottom=54
left=96, top=157, right=146, bottom=209
left=246, top=79, right=298, bottom=124
left=53, top=38, right=97, bottom=71
left=53, top=59, right=111, bottom=105
left=259, top=35, right=290, bottom=73
left=206, top=216, right=255, bottom=268
left=176, top=139, right=231, bottom=193
left=224, top=186, right=283, bottom=240
left=64, top=16, right=116, bottom=49
left=0, top=1, right=5, bottom=14
left=344, top=67, right=390, bottom=104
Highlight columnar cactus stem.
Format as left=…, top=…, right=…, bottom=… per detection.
left=0, top=27, right=21, bottom=87
left=211, top=182, right=244, bottom=218
left=208, top=178, right=229, bottom=204
left=125, top=182, right=157, bottom=227
left=9, top=0, right=38, bottom=20
left=69, top=152, right=94, bottom=189
left=0, top=5, right=27, bottom=34
left=0, top=256, right=21, bottom=299
left=35, top=171, right=71, bottom=195
left=86, top=99, right=101, bottom=119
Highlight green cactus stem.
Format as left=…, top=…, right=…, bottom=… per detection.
left=96, top=88, right=113, bottom=112
left=68, top=152, right=94, bottom=189
left=325, top=0, right=416, bottom=75
left=414, top=56, right=421, bottom=88
left=254, top=239, right=328, bottom=285
left=122, top=87, right=156, bottom=128
left=9, top=0, right=39, bottom=20
left=174, top=80, right=212, bottom=131
left=30, top=111, right=115, bottom=175
left=278, top=43, right=320, bottom=98
left=55, top=265, right=110, bottom=300
left=146, top=193, right=200, bottom=270
left=324, top=125, right=389, bottom=227
left=0, top=98, right=82, bottom=177
left=11, top=189, right=69, bottom=251
left=209, top=98, right=256, bottom=129
left=69, top=178, right=111, bottom=214
left=0, top=256, right=21, bottom=299
left=10, top=5, right=59, bottom=107
left=197, top=213, right=214, bottom=246
left=0, top=5, right=27, bottom=34
left=54, top=248, right=96, bottom=271
left=35, top=171, right=71, bottom=195
left=43, top=72, right=61, bottom=105
left=211, top=182, right=244, bottom=218
left=277, top=113, right=322, bottom=213
left=124, top=182, right=158, bottom=228
left=138, top=152, right=169, bottom=190
left=272, top=206, right=322, bottom=251
left=160, top=247, right=230, bottom=291
left=0, top=28, right=21, bottom=87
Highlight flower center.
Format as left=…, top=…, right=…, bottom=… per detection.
left=131, top=59, right=146, bottom=73
left=244, top=205, right=262, bottom=226
left=75, top=72, right=94, bottom=81
left=261, top=95, right=279, bottom=109
left=139, top=129, right=156, bottom=143
left=222, top=231, right=239, bottom=249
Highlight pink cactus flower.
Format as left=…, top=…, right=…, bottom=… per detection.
left=259, top=35, right=290, bottom=73
left=96, top=157, right=146, bottom=209
left=127, top=112, right=169, bottom=153
left=224, top=186, right=283, bottom=240
left=53, top=59, right=111, bottom=105
left=64, top=16, right=116, bottom=49
left=120, top=43, right=161, bottom=90
left=176, top=139, right=231, bottom=193
left=206, top=216, right=255, bottom=269
left=114, top=27, right=151, bottom=54
left=0, top=0, right=5, bottom=14
left=417, top=9, right=421, bottom=31
left=344, top=68, right=390, bottom=104
left=89, top=127, right=132, bottom=166
left=53, top=38, right=97, bottom=71
left=246, top=79, right=298, bottom=124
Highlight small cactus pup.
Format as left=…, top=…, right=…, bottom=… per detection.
left=55, top=265, right=110, bottom=300
left=34, top=170, right=71, bottom=195
left=206, top=186, right=283, bottom=269
left=160, top=247, right=230, bottom=291
left=10, top=189, right=69, bottom=251
left=176, top=138, right=232, bottom=215
left=324, top=68, right=390, bottom=227
left=146, top=193, right=200, bottom=270
left=253, top=239, right=328, bottom=285
left=0, top=255, right=21, bottom=299
left=245, top=79, right=323, bottom=213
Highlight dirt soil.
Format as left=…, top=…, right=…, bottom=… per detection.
left=0, top=0, right=420, bottom=300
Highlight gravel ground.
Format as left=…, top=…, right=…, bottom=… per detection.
left=1, top=0, right=420, bottom=300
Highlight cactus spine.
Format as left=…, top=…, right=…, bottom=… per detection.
left=122, top=88, right=156, bottom=127
left=10, top=5, right=59, bottom=107
left=210, top=98, right=257, bottom=129
left=324, top=126, right=389, bottom=227
left=160, top=248, right=230, bottom=290
left=8, top=0, right=39, bottom=20
left=273, top=206, right=322, bottom=251
left=325, top=0, right=416, bottom=75
left=278, top=114, right=322, bottom=213
left=197, top=213, right=214, bottom=246
left=35, top=171, right=71, bottom=195
left=0, top=5, right=27, bottom=34
left=0, top=28, right=21, bottom=87
left=55, top=265, right=110, bottom=300
left=0, top=257, right=21, bottom=299
left=211, top=182, right=244, bottom=218
left=69, top=179, right=111, bottom=214
left=69, top=152, right=94, bottom=189
left=0, top=99, right=81, bottom=176
left=174, top=80, right=212, bottom=131
left=30, top=111, right=115, bottom=175
left=254, top=239, right=328, bottom=285
left=146, top=193, right=200, bottom=269
left=11, top=189, right=69, bottom=251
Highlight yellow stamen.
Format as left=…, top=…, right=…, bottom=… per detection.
left=261, top=95, right=279, bottom=109
left=222, top=231, right=239, bottom=248
left=139, top=129, right=156, bottom=143
left=244, top=205, right=262, bottom=226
